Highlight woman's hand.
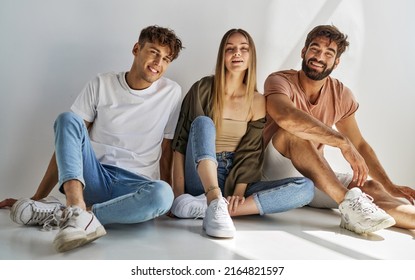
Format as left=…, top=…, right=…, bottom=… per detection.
left=227, top=195, right=245, bottom=214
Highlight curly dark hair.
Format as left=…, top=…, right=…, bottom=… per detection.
left=304, top=25, right=349, bottom=58
left=138, top=25, right=184, bottom=61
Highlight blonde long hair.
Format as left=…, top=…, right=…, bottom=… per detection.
left=212, top=29, right=258, bottom=130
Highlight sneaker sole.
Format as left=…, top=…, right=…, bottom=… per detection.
left=53, top=226, right=107, bottom=252
left=340, top=217, right=396, bottom=234
left=203, top=223, right=235, bottom=238
left=173, top=210, right=206, bottom=219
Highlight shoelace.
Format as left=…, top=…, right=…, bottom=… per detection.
left=31, top=204, right=61, bottom=231
left=189, top=207, right=206, bottom=220
left=350, top=193, right=379, bottom=214
left=57, top=207, right=81, bottom=229
left=40, top=205, right=65, bottom=231
left=41, top=212, right=60, bottom=231
left=213, top=199, right=230, bottom=219
left=31, top=206, right=56, bottom=223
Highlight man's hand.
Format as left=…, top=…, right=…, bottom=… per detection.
left=0, top=198, right=17, bottom=209
left=387, top=185, right=415, bottom=205
left=339, top=139, right=369, bottom=186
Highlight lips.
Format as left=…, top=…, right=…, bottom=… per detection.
left=148, top=66, right=159, bottom=74
left=308, top=59, right=326, bottom=69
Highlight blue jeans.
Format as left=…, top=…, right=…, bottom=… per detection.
left=184, top=116, right=314, bottom=215
left=53, top=112, right=173, bottom=225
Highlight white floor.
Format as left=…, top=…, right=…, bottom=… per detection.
left=1, top=205, right=414, bottom=260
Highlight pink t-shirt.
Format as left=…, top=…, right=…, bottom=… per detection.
left=263, top=70, right=359, bottom=149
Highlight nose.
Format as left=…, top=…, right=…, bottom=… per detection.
left=153, top=55, right=162, bottom=65
left=312, top=50, right=324, bottom=61
left=233, top=51, right=241, bottom=57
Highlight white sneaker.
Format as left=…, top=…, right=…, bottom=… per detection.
left=339, top=187, right=396, bottom=234
left=171, top=194, right=207, bottom=219
left=53, top=206, right=106, bottom=252
left=10, top=196, right=64, bottom=229
left=203, top=197, right=235, bottom=238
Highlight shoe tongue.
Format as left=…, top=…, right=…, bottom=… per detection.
left=346, top=188, right=362, bottom=199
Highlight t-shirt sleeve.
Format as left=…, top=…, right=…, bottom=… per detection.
left=339, top=85, right=359, bottom=120
left=264, top=73, right=292, bottom=99
left=70, top=76, right=99, bottom=123
left=163, top=84, right=183, bottom=139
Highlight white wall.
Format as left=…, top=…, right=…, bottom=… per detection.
left=1, top=0, right=414, bottom=199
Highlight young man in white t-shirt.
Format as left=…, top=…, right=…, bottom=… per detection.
left=0, top=25, right=184, bottom=252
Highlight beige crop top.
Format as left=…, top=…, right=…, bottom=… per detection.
left=216, top=118, right=248, bottom=152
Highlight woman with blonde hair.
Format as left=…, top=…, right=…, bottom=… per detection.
left=171, top=29, right=314, bottom=238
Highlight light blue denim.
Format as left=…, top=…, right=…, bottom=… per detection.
left=184, top=116, right=314, bottom=215
left=53, top=112, right=173, bottom=225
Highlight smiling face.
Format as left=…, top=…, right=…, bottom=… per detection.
left=224, top=32, right=250, bottom=74
left=130, top=41, right=173, bottom=89
left=301, top=36, right=340, bottom=81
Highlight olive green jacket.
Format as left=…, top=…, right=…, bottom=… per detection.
left=172, top=76, right=266, bottom=197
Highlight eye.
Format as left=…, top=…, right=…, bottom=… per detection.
left=325, top=52, right=334, bottom=58
left=310, top=47, right=319, bottom=53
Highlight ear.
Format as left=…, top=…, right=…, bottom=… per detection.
left=334, top=57, right=340, bottom=69
left=301, top=47, right=306, bottom=59
left=132, top=42, right=140, bottom=55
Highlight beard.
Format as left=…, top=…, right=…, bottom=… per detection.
left=301, top=58, right=335, bottom=81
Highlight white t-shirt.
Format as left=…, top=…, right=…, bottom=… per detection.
left=71, top=72, right=183, bottom=179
